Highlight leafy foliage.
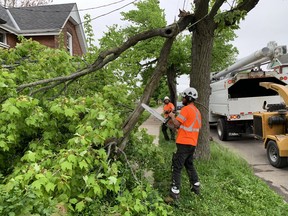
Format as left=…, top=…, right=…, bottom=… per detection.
left=0, top=31, right=170, bottom=216
left=98, top=0, right=167, bottom=101
left=215, top=9, right=247, bottom=30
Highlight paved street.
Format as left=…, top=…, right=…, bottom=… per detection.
left=139, top=106, right=163, bottom=145
left=210, top=128, right=288, bottom=202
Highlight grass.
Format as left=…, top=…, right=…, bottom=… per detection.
left=152, top=133, right=288, bottom=216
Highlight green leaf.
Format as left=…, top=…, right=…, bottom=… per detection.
left=31, top=178, right=46, bottom=190
left=64, top=108, right=75, bottom=117
left=8, top=106, right=20, bottom=115
left=60, top=161, right=73, bottom=171
left=45, top=182, right=55, bottom=192
left=0, top=140, right=9, bottom=151
left=69, top=198, right=78, bottom=204
left=79, top=150, right=87, bottom=156
left=83, top=175, right=88, bottom=184
left=50, top=104, right=62, bottom=114
left=93, top=184, right=102, bottom=197
left=67, top=154, right=77, bottom=164
left=108, top=176, right=117, bottom=185
left=0, top=82, right=8, bottom=87
left=79, top=160, right=88, bottom=170
left=75, top=201, right=85, bottom=212
left=97, top=112, right=106, bottom=120
left=21, top=151, right=36, bottom=162
left=84, top=197, right=93, bottom=202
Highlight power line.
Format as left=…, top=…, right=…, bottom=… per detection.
left=78, top=0, right=129, bottom=12
left=7, top=0, right=139, bottom=26
left=182, top=0, right=187, bottom=10
left=79, top=0, right=138, bottom=25
left=10, top=0, right=138, bottom=33
left=8, top=0, right=132, bottom=13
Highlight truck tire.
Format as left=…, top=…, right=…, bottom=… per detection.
left=267, top=140, right=288, bottom=168
left=217, top=118, right=228, bottom=141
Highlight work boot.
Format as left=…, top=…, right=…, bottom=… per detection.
left=164, top=186, right=180, bottom=204
left=191, top=182, right=200, bottom=195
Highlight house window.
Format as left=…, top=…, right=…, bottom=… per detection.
left=0, top=32, right=6, bottom=43
left=0, top=31, right=9, bottom=48
left=66, top=32, right=73, bottom=55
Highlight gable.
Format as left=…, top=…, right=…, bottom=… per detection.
left=8, top=3, right=75, bottom=32
left=0, top=6, right=15, bottom=28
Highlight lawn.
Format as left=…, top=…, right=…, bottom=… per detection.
left=153, top=135, right=288, bottom=216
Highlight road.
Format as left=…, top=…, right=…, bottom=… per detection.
left=210, top=127, right=288, bottom=202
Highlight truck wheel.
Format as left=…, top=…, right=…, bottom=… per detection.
left=217, top=118, right=228, bottom=141
left=267, top=140, right=288, bottom=168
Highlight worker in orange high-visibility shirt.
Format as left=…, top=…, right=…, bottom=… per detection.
left=162, top=96, right=175, bottom=141
left=164, top=87, right=202, bottom=204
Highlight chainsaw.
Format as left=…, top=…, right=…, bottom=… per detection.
left=141, top=103, right=175, bottom=129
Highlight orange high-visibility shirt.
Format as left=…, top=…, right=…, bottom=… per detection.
left=175, top=104, right=202, bottom=146
left=163, top=102, right=175, bottom=118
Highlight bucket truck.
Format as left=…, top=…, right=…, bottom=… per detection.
left=209, top=41, right=288, bottom=141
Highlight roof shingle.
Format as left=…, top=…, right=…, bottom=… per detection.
left=0, top=6, right=15, bottom=27
left=8, top=3, right=75, bottom=31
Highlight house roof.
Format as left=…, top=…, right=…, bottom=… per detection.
left=0, top=3, right=87, bottom=53
left=8, top=3, right=75, bottom=32
left=0, top=17, right=6, bottom=24
left=0, top=6, right=14, bottom=26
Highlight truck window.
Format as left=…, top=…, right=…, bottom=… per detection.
left=228, top=77, right=286, bottom=98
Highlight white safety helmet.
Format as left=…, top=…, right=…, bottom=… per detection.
left=182, top=87, right=198, bottom=100
left=164, top=96, right=170, bottom=101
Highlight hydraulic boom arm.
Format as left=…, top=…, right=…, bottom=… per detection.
left=211, top=41, right=286, bottom=81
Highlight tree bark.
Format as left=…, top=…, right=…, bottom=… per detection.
left=167, top=64, right=177, bottom=106
left=190, top=0, right=260, bottom=159
left=190, top=19, right=214, bottom=160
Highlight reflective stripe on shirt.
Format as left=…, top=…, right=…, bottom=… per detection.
left=179, top=105, right=201, bottom=132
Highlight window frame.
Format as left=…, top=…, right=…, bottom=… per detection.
left=0, top=31, right=8, bottom=48
left=66, top=32, right=73, bottom=55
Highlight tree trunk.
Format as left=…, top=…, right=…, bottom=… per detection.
left=189, top=0, right=260, bottom=160
left=190, top=19, right=215, bottom=160
left=120, top=36, right=176, bottom=150
left=167, top=64, right=177, bottom=106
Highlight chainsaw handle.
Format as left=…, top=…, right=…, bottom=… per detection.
left=164, top=116, right=171, bottom=124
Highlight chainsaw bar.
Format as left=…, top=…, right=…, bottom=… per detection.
left=141, top=103, right=170, bottom=124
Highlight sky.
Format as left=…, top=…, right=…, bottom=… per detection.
left=52, top=0, right=288, bottom=92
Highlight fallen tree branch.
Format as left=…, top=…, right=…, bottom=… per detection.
left=16, top=14, right=195, bottom=94
left=119, top=35, right=176, bottom=151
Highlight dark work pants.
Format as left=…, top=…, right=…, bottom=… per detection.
left=171, top=144, right=198, bottom=190
left=162, top=123, right=175, bottom=141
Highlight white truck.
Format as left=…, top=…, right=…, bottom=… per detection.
left=209, top=41, right=288, bottom=140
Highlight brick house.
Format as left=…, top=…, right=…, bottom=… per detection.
left=0, top=3, right=87, bottom=55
